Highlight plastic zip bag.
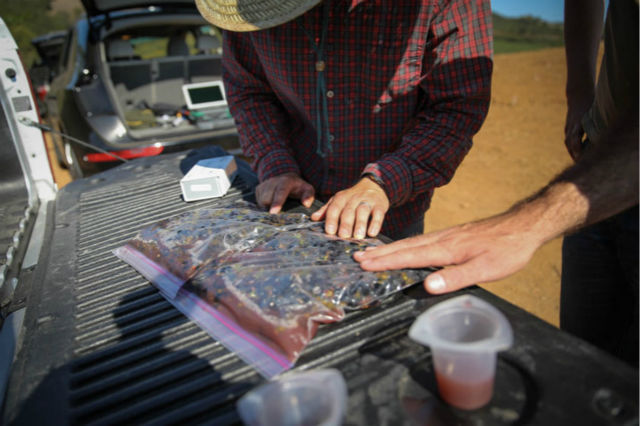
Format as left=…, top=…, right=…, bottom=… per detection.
left=114, top=206, right=430, bottom=377
left=119, top=207, right=311, bottom=297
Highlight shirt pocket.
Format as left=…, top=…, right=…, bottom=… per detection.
left=366, top=6, right=426, bottom=108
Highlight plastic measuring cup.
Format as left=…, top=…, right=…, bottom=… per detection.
left=236, top=368, right=348, bottom=426
left=409, top=294, right=513, bottom=410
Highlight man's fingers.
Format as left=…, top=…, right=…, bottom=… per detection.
left=424, top=258, right=489, bottom=294
left=311, top=202, right=329, bottom=221
left=256, top=174, right=317, bottom=213
left=424, top=269, right=474, bottom=295
left=300, top=186, right=315, bottom=208
left=355, top=229, right=450, bottom=260
left=269, top=185, right=290, bottom=214
left=255, top=182, right=272, bottom=208
left=352, top=201, right=373, bottom=239
left=289, top=181, right=315, bottom=208
left=337, top=202, right=356, bottom=238
left=358, top=244, right=453, bottom=271
left=424, top=250, right=523, bottom=294
left=565, top=138, right=580, bottom=160
left=367, top=207, right=385, bottom=237
left=565, top=124, right=585, bottom=161
left=270, top=179, right=313, bottom=214
left=324, top=198, right=346, bottom=236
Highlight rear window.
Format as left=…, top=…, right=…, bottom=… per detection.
left=123, top=25, right=221, bottom=59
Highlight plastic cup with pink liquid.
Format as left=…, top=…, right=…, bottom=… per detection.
left=409, top=294, right=513, bottom=410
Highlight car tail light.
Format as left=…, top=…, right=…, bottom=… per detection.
left=36, top=84, right=49, bottom=102
left=83, top=145, right=164, bottom=162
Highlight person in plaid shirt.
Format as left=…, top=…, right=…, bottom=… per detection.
left=196, top=0, right=492, bottom=240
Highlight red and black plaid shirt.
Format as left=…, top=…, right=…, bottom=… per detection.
left=222, top=0, right=492, bottom=237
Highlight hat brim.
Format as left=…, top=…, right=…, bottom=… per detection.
left=195, top=0, right=323, bottom=32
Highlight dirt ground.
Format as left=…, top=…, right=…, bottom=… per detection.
left=46, top=46, right=572, bottom=327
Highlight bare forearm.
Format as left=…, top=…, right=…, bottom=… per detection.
left=552, top=124, right=639, bottom=226
left=512, top=124, right=639, bottom=244
left=564, top=0, right=605, bottom=97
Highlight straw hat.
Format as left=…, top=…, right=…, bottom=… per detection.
left=195, top=0, right=322, bottom=32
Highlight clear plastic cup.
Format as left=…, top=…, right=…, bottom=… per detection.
left=409, top=294, right=513, bottom=410
left=236, top=368, right=348, bottom=426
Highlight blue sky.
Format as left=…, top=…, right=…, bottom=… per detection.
left=492, top=1, right=611, bottom=23
left=491, top=0, right=564, bottom=23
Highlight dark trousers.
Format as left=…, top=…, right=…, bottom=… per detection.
left=560, top=205, right=639, bottom=367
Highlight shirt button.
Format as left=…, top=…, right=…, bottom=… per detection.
left=328, top=134, right=335, bottom=142
left=315, top=61, right=326, bottom=72
left=326, top=90, right=334, bottom=98
left=373, top=105, right=382, bottom=113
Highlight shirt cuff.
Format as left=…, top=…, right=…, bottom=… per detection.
left=362, top=157, right=413, bottom=206
left=256, top=149, right=301, bottom=182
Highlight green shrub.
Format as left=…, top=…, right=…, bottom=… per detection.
left=1, top=0, right=78, bottom=66
left=493, top=13, right=564, bottom=54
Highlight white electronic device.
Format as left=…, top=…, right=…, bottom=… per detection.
left=182, top=80, right=227, bottom=110
left=180, top=155, right=237, bottom=202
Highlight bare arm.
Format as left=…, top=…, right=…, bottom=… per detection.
left=564, top=0, right=605, bottom=160
left=354, top=123, right=639, bottom=294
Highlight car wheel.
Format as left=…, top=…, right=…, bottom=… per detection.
left=64, top=142, right=84, bottom=179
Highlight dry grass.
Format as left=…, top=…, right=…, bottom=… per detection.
left=50, top=0, right=81, bottom=14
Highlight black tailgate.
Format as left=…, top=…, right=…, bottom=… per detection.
left=3, top=147, right=638, bottom=425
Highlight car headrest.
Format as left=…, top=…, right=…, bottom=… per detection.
left=107, top=39, right=136, bottom=61
left=167, top=33, right=190, bottom=56
left=196, top=34, right=221, bottom=54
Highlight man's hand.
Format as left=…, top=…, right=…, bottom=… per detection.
left=311, top=177, right=389, bottom=239
left=564, top=92, right=594, bottom=161
left=255, top=172, right=315, bottom=214
left=353, top=213, right=542, bottom=294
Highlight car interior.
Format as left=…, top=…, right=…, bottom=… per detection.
left=102, top=23, right=229, bottom=136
